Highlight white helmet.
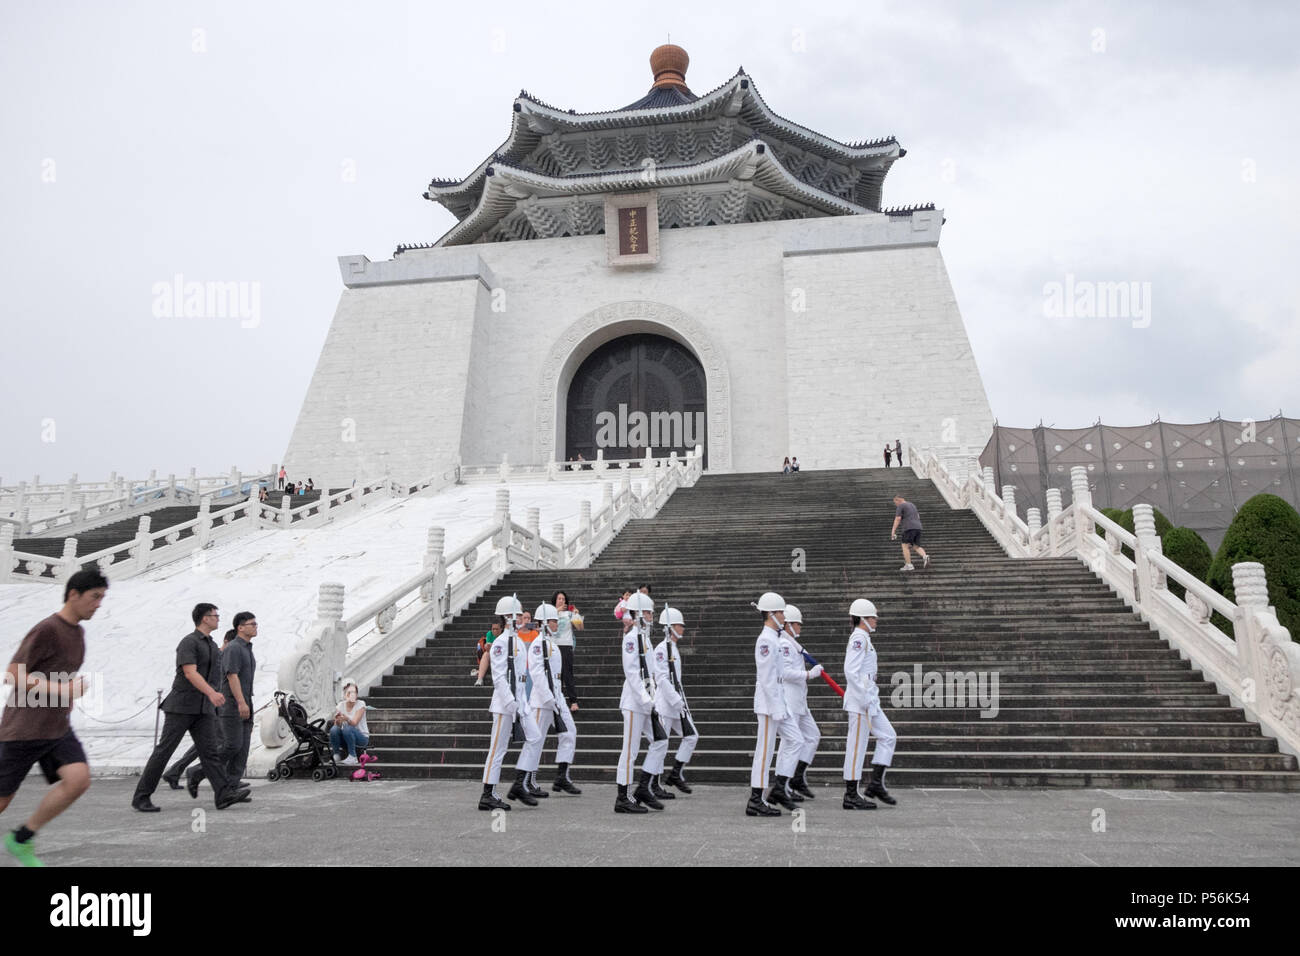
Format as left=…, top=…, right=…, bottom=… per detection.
left=534, top=603, right=559, bottom=622
left=494, top=594, right=523, bottom=616
left=628, top=592, right=655, bottom=614
left=659, top=606, right=684, bottom=627
left=783, top=604, right=803, bottom=624
left=755, top=591, right=786, bottom=613
left=849, top=598, right=878, bottom=619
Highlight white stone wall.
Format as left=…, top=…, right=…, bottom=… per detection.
left=284, top=210, right=994, bottom=484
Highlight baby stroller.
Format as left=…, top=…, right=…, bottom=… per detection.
left=266, top=690, right=338, bottom=783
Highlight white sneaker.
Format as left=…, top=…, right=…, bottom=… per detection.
left=468, top=668, right=478, bottom=677
left=922, top=554, right=930, bottom=568
left=900, top=564, right=915, bottom=572
left=474, top=678, right=483, bottom=687
left=340, top=756, right=359, bottom=766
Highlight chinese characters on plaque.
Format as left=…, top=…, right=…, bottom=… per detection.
left=605, top=192, right=660, bottom=266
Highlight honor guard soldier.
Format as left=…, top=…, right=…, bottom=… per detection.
left=478, top=595, right=545, bottom=811
left=748, top=591, right=804, bottom=817
left=614, top=591, right=665, bottom=813
left=644, top=604, right=699, bottom=796
left=530, top=603, right=580, bottom=795
left=842, top=598, right=898, bottom=809
left=779, top=604, right=823, bottom=799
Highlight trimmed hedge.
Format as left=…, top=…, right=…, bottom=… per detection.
left=1207, top=493, right=1300, bottom=641
left=1161, top=526, right=1212, bottom=601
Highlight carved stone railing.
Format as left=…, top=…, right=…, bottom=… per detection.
left=266, top=447, right=705, bottom=734
left=910, top=442, right=1300, bottom=757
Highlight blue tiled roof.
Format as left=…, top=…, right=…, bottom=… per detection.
left=619, top=85, right=700, bottom=111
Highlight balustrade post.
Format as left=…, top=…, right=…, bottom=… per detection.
left=1045, top=488, right=1063, bottom=553
left=422, top=526, right=448, bottom=618
left=595, top=449, right=606, bottom=473
left=1001, top=485, right=1017, bottom=526
left=982, top=466, right=995, bottom=499
left=527, top=507, right=541, bottom=566
left=280, top=493, right=292, bottom=527
left=14, top=482, right=26, bottom=522
left=133, top=516, right=153, bottom=572
left=59, top=538, right=79, bottom=579
left=1132, top=504, right=1165, bottom=596
left=61, top=477, right=75, bottom=511
left=75, top=493, right=87, bottom=525
left=228, top=466, right=238, bottom=489
left=0, top=524, right=14, bottom=578
left=499, top=454, right=510, bottom=483
left=551, top=522, right=565, bottom=568
left=1070, top=466, right=1094, bottom=547
left=493, top=488, right=511, bottom=549
left=197, top=496, right=213, bottom=548
left=189, top=467, right=197, bottom=490
left=580, top=500, right=592, bottom=555
left=1026, top=507, right=1042, bottom=555
left=602, top=481, right=614, bottom=522
left=1230, top=562, right=1273, bottom=722
left=167, top=473, right=177, bottom=500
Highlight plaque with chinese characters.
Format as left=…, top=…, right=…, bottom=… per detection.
left=604, top=192, right=660, bottom=266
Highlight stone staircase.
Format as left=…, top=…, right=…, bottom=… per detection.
left=364, top=469, right=1300, bottom=790
left=13, top=490, right=321, bottom=576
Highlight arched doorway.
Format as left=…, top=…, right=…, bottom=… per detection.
left=565, top=333, right=707, bottom=466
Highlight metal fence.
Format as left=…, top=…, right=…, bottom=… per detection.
left=979, top=417, right=1300, bottom=551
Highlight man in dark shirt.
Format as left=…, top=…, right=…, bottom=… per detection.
left=890, top=495, right=930, bottom=572
left=131, top=604, right=250, bottom=812
left=0, top=569, right=107, bottom=867
left=188, top=611, right=257, bottom=787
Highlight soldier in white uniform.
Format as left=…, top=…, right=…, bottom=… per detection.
left=842, top=598, right=898, bottom=809
left=529, top=603, right=580, bottom=795
left=748, top=591, right=804, bottom=817
left=479, top=595, right=545, bottom=810
left=779, top=604, right=824, bottom=799
left=614, top=592, right=665, bottom=813
left=644, top=605, right=699, bottom=797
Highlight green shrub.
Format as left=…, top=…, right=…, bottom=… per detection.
left=1206, top=493, right=1300, bottom=642
left=1161, top=526, right=1212, bottom=601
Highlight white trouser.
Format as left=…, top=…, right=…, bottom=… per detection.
left=616, top=709, right=653, bottom=786
left=750, top=714, right=804, bottom=788
left=546, top=694, right=577, bottom=765
left=794, top=712, right=820, bottom=764
left=517, top=708, right=544, bottom=774
left=644, top=715, right=699, bottom=774
left=843, top=709, right=897, bottom=780
left=483, top=714, right=512, bottom=786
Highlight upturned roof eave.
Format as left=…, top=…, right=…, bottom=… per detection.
left=433, top=139, right=872, bottom=247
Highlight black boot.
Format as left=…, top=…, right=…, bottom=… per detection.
left=843, top=778, right=876, bottom=810
left=766, top=775, right=798, bottom=810
left=526, top=771, right=549, bottom=798
left=552, top=763, right=582, bottom=794
left=633, top=770, right=664, bottom=810
left=746, top=786, right=780, bottom=817
left=507, top=770, right=538, bottom=806
left=663, top=759, right=692, bottom=794
left=479, top=783, right=509, bottom=811
left=615, top=783, right=647, bottom=814
left=864, top=764, right=897, bottom=805
left=650, top=773, right=675, bottom=800
left=791, top=761, right=815, bottom=799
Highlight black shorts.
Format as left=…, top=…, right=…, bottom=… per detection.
left=0, top=730, right=88, bottom=797
left=901, top=529, right=922, bottom=545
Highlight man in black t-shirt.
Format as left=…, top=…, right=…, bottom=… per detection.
left=0, top=569, right=108, bottom=867
left=131, top=604, right=250, bottom=812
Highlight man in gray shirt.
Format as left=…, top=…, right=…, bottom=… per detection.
left=218, top=612, right=258, bottom=781
left=890, top=495, right=930, bottom=572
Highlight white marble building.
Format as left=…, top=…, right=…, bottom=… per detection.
left=283, top=46, right=993, bottom=486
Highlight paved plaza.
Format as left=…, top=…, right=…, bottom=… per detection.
left=2, top=778, right=1297, bottom=867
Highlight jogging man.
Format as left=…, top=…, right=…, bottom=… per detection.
left=890, top=494, right=930, bottom=571
left=0, top=569, right=108, bottom=866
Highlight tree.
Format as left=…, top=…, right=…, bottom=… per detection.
left=1160, top=526, right=1212, bottom=602
left=1206, top=493, right=1300, bottom=642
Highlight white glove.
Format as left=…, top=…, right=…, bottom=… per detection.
left=808, top=664, right=824, bottom=680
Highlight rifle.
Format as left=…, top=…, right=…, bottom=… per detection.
left=665, top=638, right=697, bottom=737
left=504, top=624, right=526, bottom=743
left=635, top=618, right=668, bottom=741
left=539, top=637, right=569, bottom=735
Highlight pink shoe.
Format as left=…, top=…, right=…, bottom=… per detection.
left=351, top=768, right=367, bottom=781
left=359, top=752, right=379, bottom=766
left=365, top=771, right=382, bottom=782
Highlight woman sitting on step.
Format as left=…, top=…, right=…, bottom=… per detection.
left=330, top=679, right=373, bottom=767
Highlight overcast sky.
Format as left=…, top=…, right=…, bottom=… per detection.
left=2, top=0, right=1297, bottom=482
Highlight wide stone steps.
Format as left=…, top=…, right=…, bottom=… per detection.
left=360, top=468, right=1300, bottom=790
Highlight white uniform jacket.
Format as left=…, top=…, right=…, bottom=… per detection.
left=651, top=638, right=685, bottom=717
left=487, top=630, right=523, bottom=717
left=777, top=633, right=812, bottom=717
left=843, top=625, right=881, bottom=716
left=619, top=623, right=655, bottom=715
left=753, top=624, right=787, bottom=719
left=527, top=635, right=560, bottom=714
